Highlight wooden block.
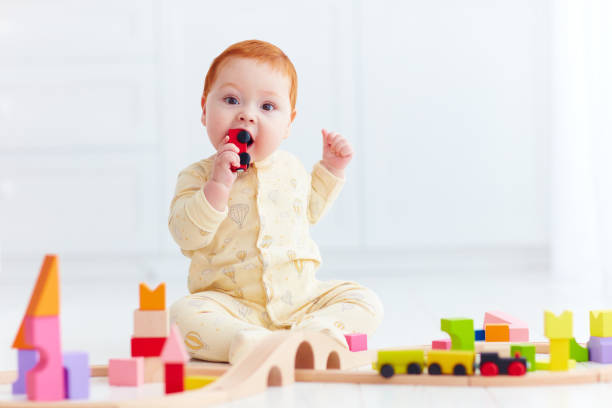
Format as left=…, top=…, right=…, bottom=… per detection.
left=570, top=337, right=589, bottom=362
left=590, top=310, right=612, bottom=337
left=62, top=351, right=89, bottom=399
left=474, top=329, right=485, bottom=341
left=139, top=283, right=165, bottom=311
left=431, top=339, right=451, bottom=350
left=587, top=336, right=612, bottom=363
left=509, top=327, right=529, bottom=342
left=131, top=337, right=167, bottom=357
left=544, top=310, right=573, bottom=339
left=12, top=349, right=38, bottom=394
left=475, top=342, right=511, bottom=357
left=185, top=375, right=217, bottom=390
left=133, top=309, right=168, bottom=338
left=26, top=255, right=60, bottom=317
left=144, top=357, right=164, bottom=383
left=13, top=255, right=60, bottom=350
left=440, top=318, right=474, bottom=351
left=484, top=311, right=528, bottom=327
left=25, top=315, right=64, bottom=401
left=549, top=339, right=570, bottom=371
left=344, top=333, right=367, bottom=352
left=161, top=325, right=189, bottom=363
left=485, top=324, right=509, bottom=342
left=510, top=344, right=536, bottom=372
left=165, top=363, right=184, bottom=394
left=108, top=357, right=144, bottom=386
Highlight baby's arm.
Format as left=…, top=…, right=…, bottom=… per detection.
left=168, top=137, right=240, bottom=251
left=307, top=129, right=354, bottom=224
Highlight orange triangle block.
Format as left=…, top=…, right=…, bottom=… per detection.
left=12, top=254, right=60, bottom=349
left=161, top=325, right=189, bottom=363
left=139, top=283, right=165, bottom=310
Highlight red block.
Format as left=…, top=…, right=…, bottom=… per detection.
left=131, top=337, right=166, bottom=357
left=164, top=363, right=184, bottom=394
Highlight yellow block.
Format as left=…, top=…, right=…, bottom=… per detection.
left=139, top=283, right=166, bottom=310
left=185, top=375, right=217, bottom=390
left=544, top=310, right=573, bottom=339
left=549, top=338, right=570, bottom=371
left=590, top=310, right=612, bottom=337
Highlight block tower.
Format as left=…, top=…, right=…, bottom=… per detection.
left=131, top=283, right=169, bottom=382
left=11, top=254, right=89, bottom=400
left=544, top=310, right=573, bottom=371
left=161, top=324, right=189, bottom=394
left=587, top=310, right=612, bottom=363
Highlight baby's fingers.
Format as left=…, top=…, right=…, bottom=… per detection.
left=218, top=150, right=240, bottom=168
left=217, top=136, right=239, bottom=153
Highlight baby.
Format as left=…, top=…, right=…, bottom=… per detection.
left=168, top=40, right=383, bottom=363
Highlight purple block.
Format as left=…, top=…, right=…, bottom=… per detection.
left=12, top=349, right=39, bottom=395
left=587, top=336, right=612, bottom=363
left=63, top=351, right=90, bottom=399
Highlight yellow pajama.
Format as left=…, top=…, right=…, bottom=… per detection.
left=168, top=150, right=383, bottom=362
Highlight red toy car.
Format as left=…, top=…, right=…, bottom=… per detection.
left=228, top=128, right=253, bottom=173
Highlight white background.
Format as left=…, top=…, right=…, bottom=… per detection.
left=0, top=0, right=550, bottom=279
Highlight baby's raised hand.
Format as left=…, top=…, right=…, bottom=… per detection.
left=211, top=135, right=240, bottom=189
left=321, top=129, right=353, bottom=178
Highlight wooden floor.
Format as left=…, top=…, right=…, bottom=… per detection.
left=0, top=257, right=609, bottom=407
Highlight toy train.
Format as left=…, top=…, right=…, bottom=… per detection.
left=228, top=128, right=253, bottom=172
left=374, top=349, right=527, bottom=378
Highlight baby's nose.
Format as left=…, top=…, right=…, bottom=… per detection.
left=238, top=111, right=256, bottom=124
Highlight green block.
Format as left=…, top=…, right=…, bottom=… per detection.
left=440, top=318, right=474, bottom=351
left=511, top=343, right=536, bottom=372
left=569, top=338, right=589, bottom=362
left=535, top=360, right=550, bottom=370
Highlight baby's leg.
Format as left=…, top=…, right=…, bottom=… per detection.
left=292, top=282, right=384, bottom=347
left=169, top=292, right=270, bottom=362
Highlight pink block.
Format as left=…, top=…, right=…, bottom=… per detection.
left=509, top=327, right=529, bottom=342
left=432, top=339, right=452, bottom=350
left=344, top=333, right=367, bottom=352
left=109, top=358, right=144, bottom=386
left=160, top=325, right=189, bottom=363
left=25, top=316, right=65, bottom=401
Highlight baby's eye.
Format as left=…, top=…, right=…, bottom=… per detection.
left=262, top=103, right=275, bottom=111
left=224, top=96, right=239, bottom=105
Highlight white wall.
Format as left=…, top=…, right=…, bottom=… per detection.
left=0, top=0, right=550, bottom=275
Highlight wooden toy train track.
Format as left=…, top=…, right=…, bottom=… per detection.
left=2, top=334, right=612, bottom=408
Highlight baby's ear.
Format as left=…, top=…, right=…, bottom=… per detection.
left=200, top=97, right=207, bottom=126
left=284, top=110, right=296, bottom=139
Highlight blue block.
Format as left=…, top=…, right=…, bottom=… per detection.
left=475, top=329, right=485, bottom=341
left=12, top=349, right=38, bottom=395
left=63, top=351, right=90, bottom=399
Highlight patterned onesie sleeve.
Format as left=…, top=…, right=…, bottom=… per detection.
left=308, top=161, right=345, bottom=224
left=168, top=161, right=227, bottom=253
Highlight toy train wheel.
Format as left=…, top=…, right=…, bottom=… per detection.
left=453, top=364, right=467, bottom=376
left=428, top=363, right=442, bottom=375
left=480, top=361, right=499, bottom=376
left=508, top=361, right=527, bottom=376
left=380, top=364, right=395, bottom=378
left=407, top=363, right=422, bottom=375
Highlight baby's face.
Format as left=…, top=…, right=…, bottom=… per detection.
left=202, top=57, right=295, bottom=163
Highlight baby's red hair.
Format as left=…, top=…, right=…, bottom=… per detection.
left=202, top=40, right=298, bottom=112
